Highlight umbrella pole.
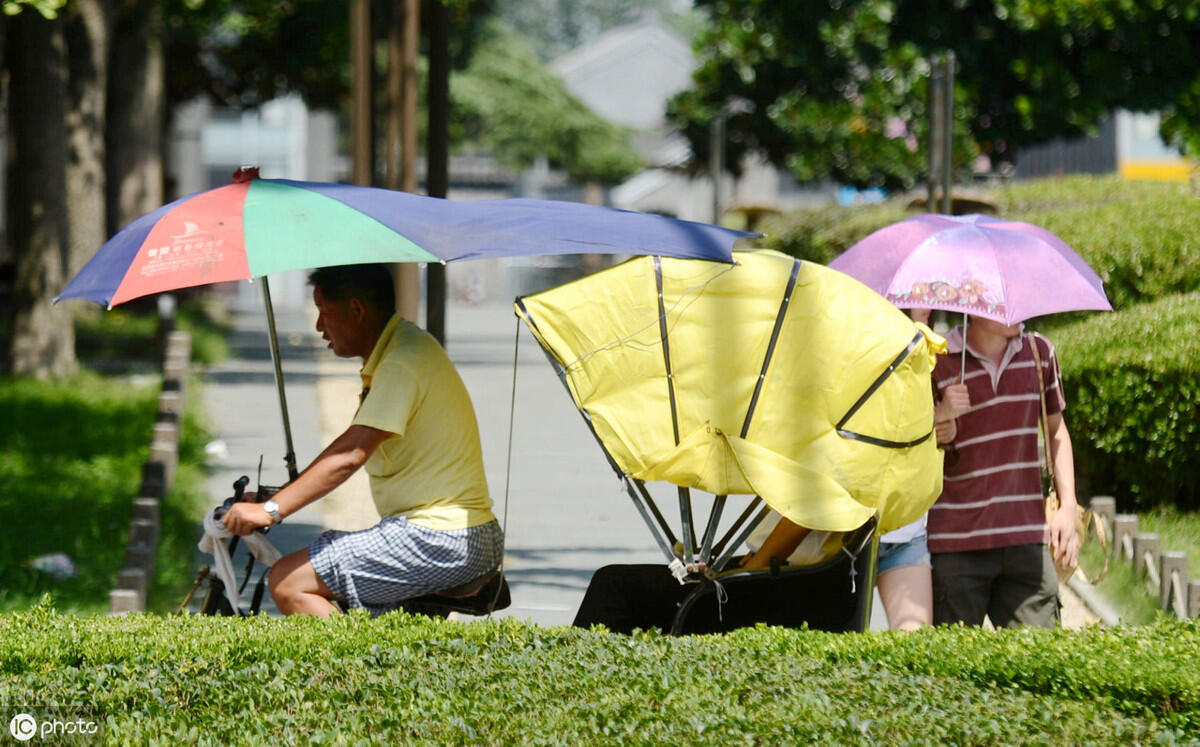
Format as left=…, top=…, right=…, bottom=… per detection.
left=960, top=313, right=969, bottom=383
left=261, top=277, right=300, bottom=482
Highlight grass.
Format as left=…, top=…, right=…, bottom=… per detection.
left=0, top=293, right=224, bottom=614
left=0, top=605, right=1196, bottom=742
left=1087, top=507, right=1200, bottom=626
left=0, top=373, right=211, bottom=614
left=0, top=373, right=159, bottom=613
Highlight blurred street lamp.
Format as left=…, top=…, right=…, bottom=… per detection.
left=710, top=98, right=755, bottom=224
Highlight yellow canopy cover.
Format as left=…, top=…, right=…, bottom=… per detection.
left=515, top=250, right=946, bottom=534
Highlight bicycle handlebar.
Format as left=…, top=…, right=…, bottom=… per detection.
left=213, top=476, right=255, bottom=523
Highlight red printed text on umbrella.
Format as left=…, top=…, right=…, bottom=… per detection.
left=111, top=183, right=252, bottom=305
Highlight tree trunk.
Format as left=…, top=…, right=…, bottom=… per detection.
left=386, top=0, right=421, bottom=324
left=425, top=0, right=450, bottom=344
left=5, top=11, right=77, bottom=378
left=65, top=0, right=111, bottom=275
left=106, top=1, right=162, bottom=234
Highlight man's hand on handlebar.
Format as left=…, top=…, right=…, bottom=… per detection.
left=221, top=497, right=274, bottom=536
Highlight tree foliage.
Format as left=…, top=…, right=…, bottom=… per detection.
left=671, top=0, right=1200, bottom=189
left=450, top=20, right=641, bottom=183
left=160, top=1, right=637, bottom=183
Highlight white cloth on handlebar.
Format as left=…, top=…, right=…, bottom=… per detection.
left=198, top=510, right=283, bottom=613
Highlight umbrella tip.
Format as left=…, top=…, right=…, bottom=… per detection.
left=232, top=165, right=260, bottom=183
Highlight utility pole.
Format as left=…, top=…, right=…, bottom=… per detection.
left=927, top=52, right=955, bottom=214
left=709, top=111, right=725, bottom=224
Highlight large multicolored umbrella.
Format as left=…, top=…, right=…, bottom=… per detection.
left=59, top=170, right=756, bottom=478
left=59, top=171, right=752, bottom=308
left=828, top=213, right=1112, bottom=325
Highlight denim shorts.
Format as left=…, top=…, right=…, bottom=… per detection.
left=877, top=534, right=931, bottom=574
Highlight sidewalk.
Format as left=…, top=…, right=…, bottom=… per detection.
left=197, top=282, right=1097, bottom=629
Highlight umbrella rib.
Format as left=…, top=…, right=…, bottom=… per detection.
left=741, top=257, right=801, bottom=439
left=653, top=256, right=682, bottom=446
left=515, top=296, right=681, bottom=567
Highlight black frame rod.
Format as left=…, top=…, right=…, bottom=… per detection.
left=713, top=503, right=774, bottom=573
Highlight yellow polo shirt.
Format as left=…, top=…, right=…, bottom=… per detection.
left=352, top=314, right=495, bottom=530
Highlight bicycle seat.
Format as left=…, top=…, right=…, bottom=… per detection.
left=401, top=571, right=511, bottom=616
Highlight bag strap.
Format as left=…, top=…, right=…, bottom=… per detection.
left=1028, top=334, right=1055, bottom=487
left=1030, top=334, right=1109, bottom=584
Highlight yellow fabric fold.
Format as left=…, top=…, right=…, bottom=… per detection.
left=516, top=249, right=946, bottom=534
left=633, top=423, right=876, bottom=531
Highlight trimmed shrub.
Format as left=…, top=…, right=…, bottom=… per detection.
left=0, top=603, right=1196, bottom=742
left=1052, top=291, right=1200, bottom=510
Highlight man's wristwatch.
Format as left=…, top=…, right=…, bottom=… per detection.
left=262, top=499, right=282, bottom=525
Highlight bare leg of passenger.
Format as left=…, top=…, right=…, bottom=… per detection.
left=877, top=564, right=933, bottom=631
left=270, top=549, right=340, bottom=618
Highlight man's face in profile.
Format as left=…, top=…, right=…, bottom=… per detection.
left=313, top=286, right=362, bottom=358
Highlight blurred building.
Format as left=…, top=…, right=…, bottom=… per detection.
left=551, top=19, right=836, bottom=224
left=1014, top=110, right=1194, bottom=181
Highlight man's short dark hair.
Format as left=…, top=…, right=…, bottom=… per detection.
left=308, top=264, right=396, bottom=314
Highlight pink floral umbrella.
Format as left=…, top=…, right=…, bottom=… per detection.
left=828, top=213, right=1112, bottom=325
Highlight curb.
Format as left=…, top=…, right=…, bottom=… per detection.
left=1067, top=574, right=1122, bottom=627
left=108, top=329, right=191, bottom=615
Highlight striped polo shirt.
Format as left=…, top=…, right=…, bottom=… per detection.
left=927, top=326, right=1066, bottom=554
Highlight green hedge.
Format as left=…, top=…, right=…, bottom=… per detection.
left=0, top=605, right=1195, bottom=742
left=759, top=202, right=913, bottom=266
left=1053, top=291, right=1200, bottom=510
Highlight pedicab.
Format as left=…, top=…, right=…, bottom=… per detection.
left=515, top=249, right=946, bottom=633
left=57, top=169, right=754, bottom=617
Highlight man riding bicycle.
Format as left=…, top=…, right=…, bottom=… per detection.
left=221, top=263, right=503, bottom=617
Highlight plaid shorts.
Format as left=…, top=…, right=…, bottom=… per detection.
left=308, top=517, right=503, bottom=615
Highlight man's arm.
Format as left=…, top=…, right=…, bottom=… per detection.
left=739, top=516, right=811, bottom=570
left=222, top=424, right=392, bottom=536
left=1045, top=412, right=1080, bottom=569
